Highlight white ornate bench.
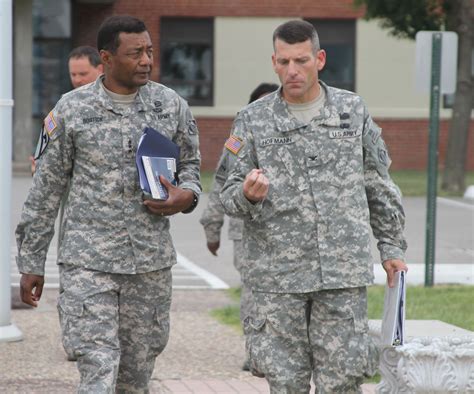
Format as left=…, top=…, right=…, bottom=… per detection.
left=368, top=319, right=474, bottom=393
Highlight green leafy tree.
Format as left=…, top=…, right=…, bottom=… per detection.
left=355, top=0, right=474, bottom=192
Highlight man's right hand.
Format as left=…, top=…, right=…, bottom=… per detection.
left=243, top=169, right=269, bottom=203
left=20, top=273, right=45, bottom=307
left=207, top=241, right=220, bottom=256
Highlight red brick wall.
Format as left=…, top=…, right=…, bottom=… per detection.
left=196, top=117, right=233, bottom=170
left=196, top=116, right=474, bottom=171
left=73, top=1, right=473, bottom=172
left=76, top=0, right=364, bottom=20
left=74, top=0, right=363, bottom=80
left=378, top=119, right=474, bottom=171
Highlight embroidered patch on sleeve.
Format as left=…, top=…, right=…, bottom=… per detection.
left=44, top=111, right=58, bottom=137
left=224, top=135, right=244, bottom=155
left=33, top=127, right=50, bottom=160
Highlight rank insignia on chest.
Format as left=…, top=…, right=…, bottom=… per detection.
left=153, top=100, right=163, bottom=113
left=44, top=111, right=57, bottom=137
left=224, top=135, right=244, bottom=155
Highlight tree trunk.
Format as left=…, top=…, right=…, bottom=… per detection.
left=441, top=0, right=474, bottom=193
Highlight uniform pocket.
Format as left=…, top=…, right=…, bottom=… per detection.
left=243, top=316, right=266, bottom=378
left=57, top=293, right=84, bottom=359
left=346, top=313, right=374, bottom=378
left=150, top=303, right=171, bottom=357
left=259, top=144, right=302, bottom=218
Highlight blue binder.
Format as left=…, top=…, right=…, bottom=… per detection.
left=136, top=127, right=180, bottom=195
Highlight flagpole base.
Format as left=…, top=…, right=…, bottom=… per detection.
left=0, top=323, right=23, bottom=342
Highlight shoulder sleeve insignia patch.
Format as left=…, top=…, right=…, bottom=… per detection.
left=33, top=127, right=50, bottom=160
left=44, top=111, right=58, bottom=137
left=224, top=135, right=244, bottom=155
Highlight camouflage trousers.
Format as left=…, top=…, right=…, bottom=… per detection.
left=244, top=287, right=378, bottom=394
left=233, top=240, right=254, bottom=323
left=57, top=265, right=172, bottom=394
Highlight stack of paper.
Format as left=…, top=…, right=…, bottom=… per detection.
left=381, top=270, right=406, bottom=346
left=142, top=156, right=176, bottom=200
left=136, top=127, right=180, bottom=200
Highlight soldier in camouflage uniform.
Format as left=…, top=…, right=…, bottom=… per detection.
left=200, top=83, right=278, bottom=330
left=220, top=20, right=408, bottom=393
left=16, top=15, right=200, bottom=393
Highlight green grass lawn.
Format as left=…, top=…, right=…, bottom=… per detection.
left=390, top=170, right=474, bottom=197
left=200, top=171, right=214, bottom=194
left=211, top=285, right=473, bottom=384
left=201, top=169, right=474, bottom=196
left=212, top=285, right=474, bottom=332
left=368, top=284, right=474, bottom=330
left=206, top=168, right=473, bottom=385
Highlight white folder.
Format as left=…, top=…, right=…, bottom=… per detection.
left=381, top=270, right=406, bottom=346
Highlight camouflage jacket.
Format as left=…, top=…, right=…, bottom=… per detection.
left=200, top=147, right=243, bottom=243
left=16, top=78, right=201, bottom=276
left=220, top=82, right=407, bottom=293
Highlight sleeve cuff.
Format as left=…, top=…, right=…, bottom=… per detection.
left=16, top=256, right=45, bottom=276
left=236, top=187, right=264, bottom=220
left=204, top=230, right=221, bottom=244
left=379, top=244, right=405, bottom=263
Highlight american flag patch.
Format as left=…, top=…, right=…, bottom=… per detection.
left=44, top=111, right=57, bottom=137
left=224, top=135, right=243, bottom=155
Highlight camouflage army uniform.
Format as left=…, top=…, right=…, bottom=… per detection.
left=200, top=148, right=254, bottom=323
left=220, top=82, right=406, bottom=393
left=16, top=77, right=201, bottom=393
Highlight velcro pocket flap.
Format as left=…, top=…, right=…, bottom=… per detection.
left=58, top=294, right=84, bottom=317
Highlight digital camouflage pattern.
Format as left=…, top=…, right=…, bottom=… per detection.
left=58, top=265, right=172, bottom=393
left=245, top=287, right=378, bottom=393
left=200, top=148, right=254, bottom=322
left=16, top=77, right=201, bottom=276
left=16, top=77, right=200, bottom=392
left=200, top=148, right=243, bottom=243
left=221, top=82, right=407, bottom=293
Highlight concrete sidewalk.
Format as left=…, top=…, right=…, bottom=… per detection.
left=2, top=288, right=376, bottom=393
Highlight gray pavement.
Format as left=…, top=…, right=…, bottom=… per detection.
left=9, top=175, right=474, bottom=288
left=2, top=288, right=376, bottom=393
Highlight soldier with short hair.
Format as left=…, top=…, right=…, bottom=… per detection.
left=29, top=45, right=103, bottom=175
left=16, top=15, right=200, bottom=393
left=221, top=19, right=408, bottom=392
left=68, top=45, right=103, bottom=89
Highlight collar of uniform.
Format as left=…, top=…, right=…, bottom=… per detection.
left=272, top=88, right=307, bottom=133
left=94, top=76, right=118, bottom=112
left=135, top=83, right=151, bottom=112
left=272, top=82, right=340, bottom=132
left=312, top=81, right=340, bottom=128
left=94, top=76, right=148, bottom=114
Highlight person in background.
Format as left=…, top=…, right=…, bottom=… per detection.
left=16, top=15, right=200, bottom=392
left=200, top=82, right=278, bottom=371
left=221, top=20, right=407, bottom=392
left=67, top=45, right=104, bottom=89
left=30, top=46, right=103, bottom=174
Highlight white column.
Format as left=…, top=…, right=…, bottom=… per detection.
left=0, top=0, right=22, bottom=342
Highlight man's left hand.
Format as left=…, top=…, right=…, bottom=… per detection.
left=143, top=176, right=194, bottom=216
left=382, top=259, right=408, bottom=288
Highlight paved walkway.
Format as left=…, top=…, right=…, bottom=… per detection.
left=3, top=289, right=376, bottom=393
left=10, top=248, right=229, bottom=290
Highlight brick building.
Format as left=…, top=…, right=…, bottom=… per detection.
left=12, top=0, right=474, bottom=172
